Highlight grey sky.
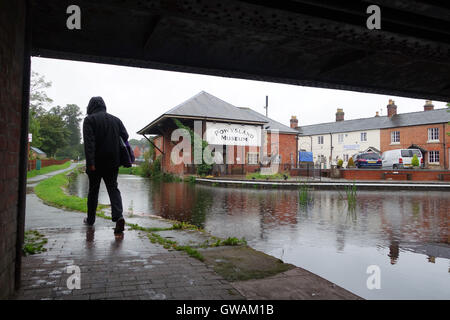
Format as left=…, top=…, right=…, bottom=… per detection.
left=31, top=57, right=447, bottom=141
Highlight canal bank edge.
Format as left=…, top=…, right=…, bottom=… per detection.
left=195, top=177, right=450, bottom=191
left=31, top=166, right=363, bottom=300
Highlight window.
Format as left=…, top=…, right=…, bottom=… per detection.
left=391, top=131, right=400, bottom=143
left=247, top=152, right=259, bottom=165
left=428, top=128, right=439, bottom=141
left=338, top=134, right=344, bottom=144
left=429, top=151, right=440, bottom=164
left=360, top=132, right=367, bottom=142
left=318, top=136, right=324, bottom=145
left=401, top=150, right=413, bottom=157
left=343, top=154, right=349, bottom=162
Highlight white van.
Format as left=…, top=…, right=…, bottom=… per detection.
left=381, top=149, right=423, bottom=169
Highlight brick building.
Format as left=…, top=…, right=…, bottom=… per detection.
left=296, top=100, right=450, bottom=170
left=380, top=100, right=450, bottom=169
left=137, top=91, right=299, bottom=175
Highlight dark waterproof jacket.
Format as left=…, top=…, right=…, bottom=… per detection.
left=83, top=97, right=129, bottom=170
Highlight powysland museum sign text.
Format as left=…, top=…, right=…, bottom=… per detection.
left=205, top=122, right=261, bottom=146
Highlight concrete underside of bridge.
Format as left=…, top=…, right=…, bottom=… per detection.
left=32, top=0, right=450, bottom=101
left=1, top=0, right=450, bottom=298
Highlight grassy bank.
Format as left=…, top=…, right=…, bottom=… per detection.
left=34, top=170, right=107, bottom=213
left=118, top=166, right=143, bottom=176
left=118, top=165, right=183, bottom=182
left=246, top=172, right=290, bottom=180
left=27, top=161, right=72, bottom=179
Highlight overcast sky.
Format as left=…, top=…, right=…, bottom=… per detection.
left=31, top=57, right=447, bottom=141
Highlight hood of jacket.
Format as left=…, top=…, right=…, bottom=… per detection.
left=87, top=97, right=107, bottom=115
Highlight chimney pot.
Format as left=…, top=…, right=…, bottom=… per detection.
left=375, top=111, right=379, bottom=117
left=335, top=108, right=344, bottom=122
left=290, top=115, right=298, bottom=128
left=424, top=100, right=434, bottom=111
left=387, top=99, right=397, bottom=117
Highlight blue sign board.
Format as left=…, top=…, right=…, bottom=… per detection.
left=299, top=151, right=313, bottom=162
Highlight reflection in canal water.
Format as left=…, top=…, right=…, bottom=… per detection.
left=69, top=173, right=450, bottom=299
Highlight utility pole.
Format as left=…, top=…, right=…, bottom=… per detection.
left=264, top=95, right=268, bottom=117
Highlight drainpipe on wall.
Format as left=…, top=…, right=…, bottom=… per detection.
left=443, top=123, right=447, bottom=169
left=330, top=132, right=333, bottom=167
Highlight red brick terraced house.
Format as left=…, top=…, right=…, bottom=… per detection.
left=137, top=91, right=299, bottom=176
left=380, top=100, right=450, bottom=170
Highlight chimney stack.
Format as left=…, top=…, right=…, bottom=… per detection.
left=335, top=108, right=344, bottom=122
left=387, top=99, right=397, bottom=117
left=290, top=115, right=298, bottom=128
left=424, top=100, right=434, bottom=111
left=375, top=111, right=379, bottom=117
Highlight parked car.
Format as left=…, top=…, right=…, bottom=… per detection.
left=355, top=152, right=382, bottom=168
left=381, top=149, right=423, bottom=169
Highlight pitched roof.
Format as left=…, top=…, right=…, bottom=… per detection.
left=30, top=146, right=46, bottom=154
left=238, top=107, right=298, bottom=134
left=137, top=91, right=267, bottom=134
left=297, top=108, right=450, bottom=136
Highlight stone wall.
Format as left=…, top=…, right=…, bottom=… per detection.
left=0, top=0, right=26, bottom=299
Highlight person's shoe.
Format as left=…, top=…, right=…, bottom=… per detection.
left=83, top=218, right=94, bottom=226
left=114, top=217, right=125, bottom=234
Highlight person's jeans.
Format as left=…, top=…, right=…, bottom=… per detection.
left=86, top=167, right=123, bottom=225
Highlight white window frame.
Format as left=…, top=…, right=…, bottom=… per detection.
left=428, top=151, right=440, bottom=164
left=338, top=134, right=344, bottom=144
left=428, top=128, right=439, bottom=142
left=360, top=132, right=367, bottom=142
left=391, top=131, right=400, bottom=144
left=318, top=136, right=324, bottom=145
left=247, top=152, right=259, bottom=165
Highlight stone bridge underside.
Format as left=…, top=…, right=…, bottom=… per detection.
left=31, top=0, right=450, bottom=101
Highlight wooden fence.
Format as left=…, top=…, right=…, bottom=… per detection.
left=27, top=158, right=71, bottom=171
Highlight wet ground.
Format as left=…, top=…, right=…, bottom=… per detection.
left=69, top=173, right=450, bottom=299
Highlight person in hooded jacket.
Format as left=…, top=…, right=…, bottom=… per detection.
left=82, top=97, right=128, bottom=233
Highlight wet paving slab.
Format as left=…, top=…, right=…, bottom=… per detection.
left=16, top=226, right=243, bottom=300
left=17, top=193, right=243, bottom=300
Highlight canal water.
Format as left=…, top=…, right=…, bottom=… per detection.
left=69, top=173, right=450, bottom=300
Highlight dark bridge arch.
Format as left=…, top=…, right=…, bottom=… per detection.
left=1, top=0, right=450, bottom=298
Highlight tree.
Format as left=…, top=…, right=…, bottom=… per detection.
left=38, top=113, right=69, bottom=158
left=30, top=71, right=53, bottom=113
left=347, top=157, right=355, bottom=168
left=29, top=71, right=53, bottom=149
left=61, top=104, right=82, bottom=147
left=411, top=154, right=420, bottom=167
left=48, top=104, right=83, bottom=160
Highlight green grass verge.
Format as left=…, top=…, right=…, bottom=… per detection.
left=34, top=171, right=107, bottom=213
left=246, top=172, right=290, bottom=180
left=27, top=161, right=72, bottom=179
left=118, top=166, right=143, bottom=176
